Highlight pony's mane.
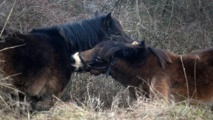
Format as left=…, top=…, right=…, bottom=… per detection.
left=148, top=47, right=172, bottom=69
left=30, top=14, right=109, bottom=53
left=57, top=15, right=107, bottom=51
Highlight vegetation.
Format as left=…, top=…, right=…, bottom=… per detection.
left=0, top=0, right=212, bottom=119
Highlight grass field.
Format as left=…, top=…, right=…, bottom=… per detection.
left=0, top=74, right=213, bottom=120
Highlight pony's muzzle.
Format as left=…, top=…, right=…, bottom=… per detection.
left=71, top=52, right=91, bottom=72
left=71, top=52, right=83, bottom=70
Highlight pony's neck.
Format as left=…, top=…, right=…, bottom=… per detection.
left=59, top=20, right=107, bottom=53
left=109, top=60, right=143, bottom=87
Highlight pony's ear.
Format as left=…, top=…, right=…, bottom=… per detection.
left=104, top=13, right=113, bottom=27
left=139, top=40, right=145, bottom=47
left=136, top=40, right=146, bottom=54
left=95, top=11, right=100, bottom=17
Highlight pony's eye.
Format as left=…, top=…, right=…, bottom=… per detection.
left=114, top=32, right=120, bottom=35
left=95, top=56, right=102, bottom=62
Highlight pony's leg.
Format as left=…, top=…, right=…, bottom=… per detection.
left=30, top=77, right=64, bottom=111
left=128, top=86, right=137, bottom=100
left=35, top=71, right=71, bottom=111
left=30, top=65, right=72, bottom=111
left=31, top=94, right=54, bottom=111
left=150, top=77, right=170, bottom=102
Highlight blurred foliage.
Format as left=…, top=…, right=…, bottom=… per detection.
left=1, top=0, right=212, bottom=53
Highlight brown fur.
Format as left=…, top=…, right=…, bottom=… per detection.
left=72, top=41, right=213, bottom=105
left=0, top=29, right=71, bottom=111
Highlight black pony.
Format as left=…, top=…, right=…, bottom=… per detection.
left=0, top=13, right=133, bottom=111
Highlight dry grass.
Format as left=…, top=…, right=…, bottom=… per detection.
left=30, top=100, right=213, bottom=120
left=0, top=74, right=213, bottom=120
left=1, top=91, right=213, bottom=120
left=0, top=0, right=213, bottom=119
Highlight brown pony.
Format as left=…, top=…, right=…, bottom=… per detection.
left=0, top=13, right=134, bottom=111
left=71, top=40, right=213, bottom=106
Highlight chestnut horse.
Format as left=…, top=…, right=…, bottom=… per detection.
left=71, top=40, right=213, bottom=106
left=0, top=13, right=134, bottom=111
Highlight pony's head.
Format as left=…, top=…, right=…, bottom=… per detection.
left=71, top=40, right=146, bottom=75
left=97, top=13, right=134, bottom=43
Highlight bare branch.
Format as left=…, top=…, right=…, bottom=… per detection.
left=0, top=0, right=17, bottom=37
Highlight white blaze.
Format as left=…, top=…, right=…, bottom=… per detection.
left=72, top=52, right=83, bottom=69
